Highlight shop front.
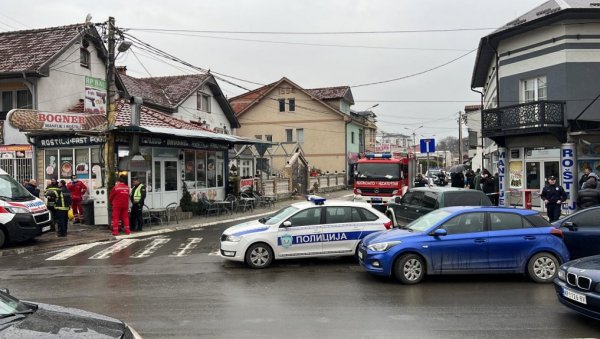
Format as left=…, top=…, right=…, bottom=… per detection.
left=507, top=147, right=561, bottom=208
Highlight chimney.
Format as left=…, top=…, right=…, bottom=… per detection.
left=116, top=66, right=127, bottom=76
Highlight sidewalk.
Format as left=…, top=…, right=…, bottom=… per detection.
left=0, top=189, right=354, bottom=257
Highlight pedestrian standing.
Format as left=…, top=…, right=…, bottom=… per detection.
left=466, top=170, right=475, bottom=189
left=577, top=178, right=600, bottom=210
left=451, top=171, right=465, bottom=188
left=541, top=176, right=567, bottom=222
left=414, top=174, right=428, bottom=187
left=54, top=180, right=72, bottom=237
left=473, top=169, right=482, bottom=191
left=481, top=169, right=497, bottom=205
left=129, top=177, right=146, bottom=232
left=109, top=175, right=130, bottom=236
left=45, top=178, right=59, bottom=231
left=67, top=174, right=87, bottom=224
left=24, top=179, right=40, bottom=197
left=579, top=167, right=591, bottom=189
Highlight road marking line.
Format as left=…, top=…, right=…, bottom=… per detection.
left=130, top=238, right=170, bottom=258
left=170, top=238, right=203, bottom=257
left=89, top=239, right=139, bottom=259
left=208, top=249, right=220, bottom=256
left=46, top=242, right=106, bottom=261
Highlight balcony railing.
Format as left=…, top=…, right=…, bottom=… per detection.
left=482, top=101, right=564, bottom=138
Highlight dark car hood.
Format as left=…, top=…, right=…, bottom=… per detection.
left=0, top=302, right=125, bottom=338
left=566, top=255, right=600, bottom=270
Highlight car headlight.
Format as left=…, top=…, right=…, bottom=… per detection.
left=558, top=268, right=566, bottom=281
left=224, top=234, right=242, bottom=242
left=4, top=206, right=30, bottom=214
left=367, top=241, right=402, bottom=252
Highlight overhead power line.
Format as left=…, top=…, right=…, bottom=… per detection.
left=125, top=27, right=496, bottom=35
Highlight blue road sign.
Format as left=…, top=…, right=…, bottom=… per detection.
left=420, top=138, right=435, bottom=153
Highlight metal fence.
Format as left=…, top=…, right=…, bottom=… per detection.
left=0, top=158, right=33, bottom=183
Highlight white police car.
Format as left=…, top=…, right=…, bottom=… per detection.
left=220, top=196, right=392, bottom=268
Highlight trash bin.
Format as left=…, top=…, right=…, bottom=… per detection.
left=82, top=199, right=95, bottom=225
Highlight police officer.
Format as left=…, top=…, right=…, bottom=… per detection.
left=541, top=176, right=567, bottom=222
left=130, top=177, right=146, bottom=232
left=54, top=180, right=72, bottom=237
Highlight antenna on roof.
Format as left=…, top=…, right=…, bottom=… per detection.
left=85, top=14, right=92, bottom=24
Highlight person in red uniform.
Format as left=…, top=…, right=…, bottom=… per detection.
left=109, top=175, right=130, bottom=236
left=67, top=174, right=88, bottom=224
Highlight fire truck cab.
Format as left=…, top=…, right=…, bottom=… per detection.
left=352, top=153, right=409, bottom=212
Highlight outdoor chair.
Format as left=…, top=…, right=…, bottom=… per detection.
left=200, top=198, right=221, bottom=216
left=165, top=202, right=179, bottom=224
left=224, top=194, right=238, bottom=214
left=252, top=191, right=275, bottom=208
left=142, top=205, right=163, bottom=229
left=238, top=193, right=254, bottom=212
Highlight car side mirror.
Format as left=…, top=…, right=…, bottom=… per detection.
left=563, top=221, right=577, bottom=231
left=395, top=197, right=401, bottom=204
left=431, top=228, right=447, bottom=237
left=282, top=220, right=292, bottom=228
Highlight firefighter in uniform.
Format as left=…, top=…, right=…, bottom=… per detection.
left=109, top=175, right=131, bottom=236
left=45, top=178, right=59, bottom=231
left=54, top=180, right=72, bottom=237
left=130, top=177, right=146, bottom=232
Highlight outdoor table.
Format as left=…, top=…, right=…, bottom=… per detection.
left=213, top=200, right=233, bottom=214
left=240, top=197, right=256, bottom=209
left=148, top=208, right=167, bottom=224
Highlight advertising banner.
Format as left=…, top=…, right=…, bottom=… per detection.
left=561, top=143, right=576, bottom=212
left=7, top=109, right=106, bottom=132
left=84, top=76, right=107, bottom=115
left=498, top=147, right=507, bottom=207
left=240, top=178, right=254, bottom=192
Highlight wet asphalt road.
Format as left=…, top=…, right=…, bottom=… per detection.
left=0, top=218, right=599, bottom=338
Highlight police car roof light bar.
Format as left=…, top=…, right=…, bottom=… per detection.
left=365, top=153, right=391, bottom=159
left=306, top=195, right=327, bottom=205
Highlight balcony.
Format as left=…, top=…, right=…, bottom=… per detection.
left=482, top=101, right=565, bottom=144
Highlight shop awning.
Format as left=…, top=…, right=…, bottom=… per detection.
left=116, top=125, right=268, bottom=145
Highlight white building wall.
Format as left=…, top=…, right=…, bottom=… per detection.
left=174, top=88, right=232, bottom=132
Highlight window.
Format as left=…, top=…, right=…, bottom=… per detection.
left=325, top=207, right=352, bottom=224
left=421, top=191, right=438, bottom=209
left=1, top=92, right=13, bottom=114
left=288, top=98, right=295, bottom=112
left=286, top=129, right=293, bottom=142
left=278, top=99, right=286, bottom=112
left=288, top=208, right=322, bottom=227
left=569, top=209, right=600, bottom=227
left=197, top=91, right=211, bottom=112
left=490, top=212, right=529, bottom=231
left=80, top=48, right=90, bottom=68
left=357, top=208, right=379, bottom=222
left=254, top=135, right=262, bottom=140
left=521, top=76, right=547, bottom=103
left=296, top=128, right=304, bottom=143
left=16, top=90, right=32, bottom=109
left=440, top=212, right=486, bottom=235
left=265, top=135, right=273, bottom=142
left=351, top=131, right=355, bottom=144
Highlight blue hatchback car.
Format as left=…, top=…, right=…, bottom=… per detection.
left=359, top=206, right=570, bottom=284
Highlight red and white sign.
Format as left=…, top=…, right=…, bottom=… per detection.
left=38, top=112, right=87, bottom=130
left=355, top=181, right=399, bottom=186
left=240, top=178, right=254, bottom=192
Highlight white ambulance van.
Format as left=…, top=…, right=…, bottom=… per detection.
left=0, top=169, right=52, bottom=248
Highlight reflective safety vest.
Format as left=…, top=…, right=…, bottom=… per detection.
left=132, top=184, right=144, bottom=203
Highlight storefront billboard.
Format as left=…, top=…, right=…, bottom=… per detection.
left=84, top=76, right=107, bottom=115
left=7, top=109, right=107, bottom=132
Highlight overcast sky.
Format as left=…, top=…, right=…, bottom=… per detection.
left=2, top=0, right=545, bottom=139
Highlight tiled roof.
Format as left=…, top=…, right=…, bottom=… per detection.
left=229, top=83, right=274, bottom=114
left=0, top=24, right=87, bottom=74
left=120, top=73, right=210, bottom=109
left=305, top=86, right=350, bottom=100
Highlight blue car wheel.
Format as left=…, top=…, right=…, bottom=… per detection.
left=394, top=253, right=426, bottom=284
left=527, top=252, right=558, bottom=283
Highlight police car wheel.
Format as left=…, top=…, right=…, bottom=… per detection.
left=394, top=254, right=425, bottom=284
left=245, top=243, right=273, bottom=269
left=0, top=229, right=5, bottom=248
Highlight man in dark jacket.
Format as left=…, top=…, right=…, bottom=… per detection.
left=577, top=178, right=600, bottom=210
left=414, top=174, right=428, bottom=187
left=480, top=169, right=497, bottom=205
left=451, top=171, right=464, bottom=188
left=579, top=167, right=591, bottom=189
left=541, top=176, right=567, bottom=222
left=54, top=180, right=72, bottom=237
left=24, top=179, right=40, bottom=197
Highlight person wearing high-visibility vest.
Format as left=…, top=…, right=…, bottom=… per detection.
left=54, top=180, right=72, bottom=237
left=129, top=177, right=146, bottom=232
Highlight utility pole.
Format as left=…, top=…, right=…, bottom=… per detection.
left=458, top=111, right=463, bottom=166
left=105, top=16, right=117, bottom=197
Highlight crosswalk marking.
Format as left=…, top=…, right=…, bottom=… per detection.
left=89, top=239, right=139, bottom=260
left=170, top=238, right=203, bottom=257
left=46, top=242, right=105, bottom=261
left=130, top=238, right=170, bottom=258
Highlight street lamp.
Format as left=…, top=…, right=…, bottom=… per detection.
left=404, top=125, right=423, bottom=152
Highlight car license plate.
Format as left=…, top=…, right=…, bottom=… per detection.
left=358, top=250, right=364, bottom=260
left=563, top=287, right=587, bottom=304
left=371, top=198, right=382, bottom=203
left=42, top=225, right=51, bottom=232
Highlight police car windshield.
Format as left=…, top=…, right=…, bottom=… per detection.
left=407, top=209, right=453, bottom=232
left=264, top=206, right=299, bottom=225
left=0, top=175, right=33, bottom=201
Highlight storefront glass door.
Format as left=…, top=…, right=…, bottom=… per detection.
left=150, top=158, right=179, bottom=208
left=526, top=162, right=541, bottom=207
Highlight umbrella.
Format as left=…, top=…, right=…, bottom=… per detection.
left=449, top=164, right=466, bottom=173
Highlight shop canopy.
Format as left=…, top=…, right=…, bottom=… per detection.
left=115, top=125, right=269, bottom=146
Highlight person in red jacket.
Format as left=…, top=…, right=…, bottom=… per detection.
left=109, top=175, right=130, bottom=236
left=67, top=174, right=88, bottom=224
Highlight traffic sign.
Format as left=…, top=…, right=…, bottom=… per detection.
left=420, top=138, right=435, bottom=153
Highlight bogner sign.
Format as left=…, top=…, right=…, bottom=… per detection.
left=7, top=109, right=107, bottom=132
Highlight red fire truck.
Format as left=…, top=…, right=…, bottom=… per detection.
left=353, top=153, right=409, bottom=212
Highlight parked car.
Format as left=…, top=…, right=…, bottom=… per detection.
left=0, top=288, right=142, bottom=338
left=425, top=169, right=447, bottom=186
left=385, top=187, right=492, bottom=227
left=553, top=206, right=600, bottom=260
left=554, top=255, right=600, bottom=320
left=359, top=206, right=569, bottom=284
left=220, top=196, right=392, bottom=268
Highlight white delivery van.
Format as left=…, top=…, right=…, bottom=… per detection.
left=0, top=169, right=52, bottom=248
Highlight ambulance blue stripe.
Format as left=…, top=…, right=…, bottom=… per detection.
left=233, top=227, right=269, bottom=236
